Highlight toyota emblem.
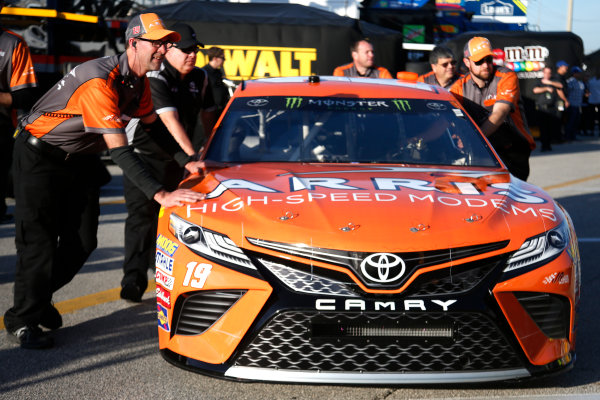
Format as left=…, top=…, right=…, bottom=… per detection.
left=247, top=99, right=269, bottom=107
left=360, top=253, right=406, bottom=283
left=426, top=102, right=447, bottom=111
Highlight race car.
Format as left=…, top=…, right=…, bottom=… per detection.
left=155, top=76, right=580, bottom=384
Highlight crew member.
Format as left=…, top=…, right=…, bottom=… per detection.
left=333, top=38, right=392, bottom=79
left=0, top=0, right=39, bottom=223
left=4, top=13, right=205, bottom=349
left=121, top=23, right=217, bottom=302
left=450, top=36, right=535, bottom=180
left=417, top=45, right=459, bottom=89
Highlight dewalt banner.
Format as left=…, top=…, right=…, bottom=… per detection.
left=196, top=45, right=317, bottom=80
left=146, top=1, right=404, bottom=80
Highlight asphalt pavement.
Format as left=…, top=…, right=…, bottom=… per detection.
left=0, top=135, right=599, bottom=399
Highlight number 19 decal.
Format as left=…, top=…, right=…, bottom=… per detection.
left=183, top=262, right=212, bottom=289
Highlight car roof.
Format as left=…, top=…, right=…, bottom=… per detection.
left=233, top=76, right=455, bottom=101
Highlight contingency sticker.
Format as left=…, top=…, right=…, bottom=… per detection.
left=156, top=234, right=179, bottom=257
left=155, top=250, right=174, bottom=275
left=156, top=286, right=171, bottom=309
left=157, top=304, right=170, bottom=332
left=156, top=269, right=175, bottom=290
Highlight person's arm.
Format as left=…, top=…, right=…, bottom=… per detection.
left=557, top=88, right=569, bottom=108
left=104, top=117, right=204, bottom=208
left=480, top=71, right=520, bottom=137
left=0, top=92, right=12, bottom=107
left=533, top=85, right=552, bottom=94
left=480, top=101, right=512, bottom=137
left=541, top=79, right=563, bottom=89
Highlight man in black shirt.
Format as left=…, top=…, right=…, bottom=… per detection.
left=202, top=46, right=230, bottom=119
left=533, top=66, right=565, bottom=151
left=121, top=23, right=217, bottom=302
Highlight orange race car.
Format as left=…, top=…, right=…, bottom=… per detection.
left=155, top=76, right=580, bottom=384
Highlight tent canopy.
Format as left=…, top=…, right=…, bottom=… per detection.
left=144, top=1, right=404, bottom=79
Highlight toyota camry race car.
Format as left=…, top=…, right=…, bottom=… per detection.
left=155, top=76, right=580, bottom=384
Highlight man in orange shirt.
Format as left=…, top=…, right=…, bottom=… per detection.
left=0, top=0, right=39, bottom=223
left=4, top=13, right=205, bottom=349
left=333, top=39, right=392, bottom=79
left=450, top=37, right=535, bottom=181
left=417, top=45, right=458, bottom=89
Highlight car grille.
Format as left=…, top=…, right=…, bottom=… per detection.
left=258, top=258, right=358, bottom=297
left=247, top=238, right=509, bottom=291
left=172, top=290, right=246, bottom=336
left=514, top=292, right=570, bottom=339
left=405, top=257, right=504, bottom=296
left=234, top=311, right=523, bottom=372
left=248, top=238, right=507, bottom=276
left=255, top=253, right=504, bottom=297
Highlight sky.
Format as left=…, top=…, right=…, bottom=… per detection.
left=526, top=0, right=600, bottom=55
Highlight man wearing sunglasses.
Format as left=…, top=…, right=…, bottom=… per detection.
left=120, top=23, right=218, bottom=303
left=417, top=45, right=458, bottom=89
left=4, top=13, right=206, bottom=349
left=450, top=36, right=535, bottom=181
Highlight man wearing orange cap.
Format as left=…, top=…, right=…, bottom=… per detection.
left=4, top=13, right=205, bottom=349
left=450, top=36, right=535, bottom=181
left=121, top=23, right=218, bottom=303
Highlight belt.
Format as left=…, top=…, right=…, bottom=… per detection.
left=22, top=130, right=71, bottom=161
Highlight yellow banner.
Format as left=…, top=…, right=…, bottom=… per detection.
left=197, top=45, right=317, bottom=80
left=0, top=7, right=98, bottom=23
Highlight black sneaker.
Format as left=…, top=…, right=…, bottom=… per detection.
left=40, top=304, right=63, bottom=330
left=7, top=326, right=54, bottom=349
left=120, top=282, right=143, bottom=303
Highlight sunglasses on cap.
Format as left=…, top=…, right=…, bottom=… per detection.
left=474, top=56, right=493, bottom=66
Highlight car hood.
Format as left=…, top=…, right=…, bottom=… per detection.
left=179, top=163, right=561, bottom=252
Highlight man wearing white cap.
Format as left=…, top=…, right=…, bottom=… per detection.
left=4, top=13, right=205, bottom=349
left=450, top=36, right=535, bottom=181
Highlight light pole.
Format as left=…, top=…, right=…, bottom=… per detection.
left=566, top=0, right=574, bottom=31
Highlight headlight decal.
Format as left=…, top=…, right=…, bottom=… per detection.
left=169, top=213, right=256, bottom=270
left=504, top=220, right=570, bottom=273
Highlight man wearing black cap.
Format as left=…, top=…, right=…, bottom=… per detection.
left=120, top=23, right=217, bottom=302
left=4, top=13, right=205, bottom=349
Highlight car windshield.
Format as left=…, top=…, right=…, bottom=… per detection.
left=205, top=96, right=500, bottom=167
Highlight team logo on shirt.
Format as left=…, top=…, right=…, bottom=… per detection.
left=103, top=114, right=122, bottom=122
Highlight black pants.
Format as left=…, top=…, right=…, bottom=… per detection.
left=122, top=154, right=182, bottom=291
left=0, top=126, right=14, bottom=216
left=537, top=107, right=560, bottom=150
left=3, top=133, right=101, bottom=331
